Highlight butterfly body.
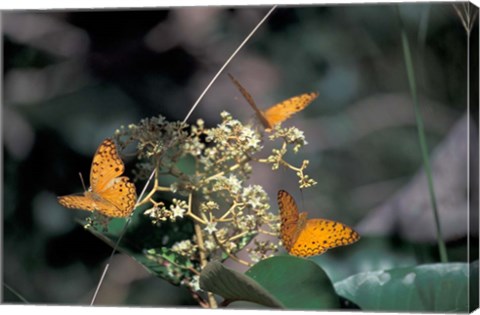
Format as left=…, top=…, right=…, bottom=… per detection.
left=228, top=74, right=318, bottom=130
left=58, top=139, right=137, bottom=218
left=278, top=190, right=359, bottom=257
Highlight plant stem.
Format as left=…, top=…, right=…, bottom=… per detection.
left=182, top=5, right=277, bottom=123
left=396, top=6, right=448, bottom=263
left=212, top=232, right=252, bottom=266
left=3, top=283, right=29, bottom=304
left=191, top=192, right=218, bottom=308
left=186, top=193, right=207, bottom=224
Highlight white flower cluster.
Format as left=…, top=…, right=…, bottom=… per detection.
left=110, top=109, right=317, bottom=297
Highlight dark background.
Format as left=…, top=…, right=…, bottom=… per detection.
left=3, top=4, right=478, bottom=306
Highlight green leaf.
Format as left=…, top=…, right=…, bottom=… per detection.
left=311, top=236, right=438, bottom=282
left=334, top=262, right=475, bottom=312
left=86, top=226, right=194, bottom=286
left=199, top=261, right=284, bottom=308
left=470, top=261, right=479, bottom=312
left=80, top=212, right=196, bottom=286
left=128, top=249, right=185, bottom=286
left=156, top=247, right=194, bottom=269
left=246, top=256, right=341, bottom=310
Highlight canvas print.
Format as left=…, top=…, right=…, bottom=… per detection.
left=2, top=3, right=479, bottom=312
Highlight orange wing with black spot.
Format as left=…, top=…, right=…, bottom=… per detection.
left=229, top=74, right=318, bottom=129
left=58, top=139, right=137, bottom=218
left=277, top=190, right=359, bottom=257
left=264, top=92, right=318, bottom=128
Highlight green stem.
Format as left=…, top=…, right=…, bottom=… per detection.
left=396, top=6, right=448, bottom=263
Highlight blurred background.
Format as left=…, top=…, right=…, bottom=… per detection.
left=3, top=4, right=478, bottom=306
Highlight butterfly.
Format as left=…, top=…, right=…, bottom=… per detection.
left=58, top=138, right=137, bottom=218
left=228, top=73, right=318, bottom=130
left=277, top=190, right=360, bottom=257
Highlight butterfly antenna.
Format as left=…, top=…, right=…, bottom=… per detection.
left=91, top=6, right=278, bottom=305
left=78, top=172, right=87, bottom=192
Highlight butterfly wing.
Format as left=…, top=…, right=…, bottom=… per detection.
left=90, top=138, right=125, bottom=193
left=290, top=218, right=360, bottom=257
left=277, top=190, right=301, bottom=252
left=90, top=139, right=137, bottom=217
left=95, top=176, right=137, bottom=217
left=57, top=195, right=98, bottom=212
left=58, top=138, right=136, bottom=218
left=263, top=92, right=319, bottom=127
left=228, top=73, right=272, bottom=129
left=57, top=193, right=130, bottom=217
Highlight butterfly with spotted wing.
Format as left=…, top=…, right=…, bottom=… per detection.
left=228, top=73, right=319, bottom=130
left=278, top=190, right=360, bottom=257
left=58, top=138, right=137, bottom=218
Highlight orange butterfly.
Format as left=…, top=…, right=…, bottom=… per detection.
left=228, top=73, right=318, bottom=130
left=277, top=190, right=359, bottom=257
left=58, top=138, right=137, bottom=218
